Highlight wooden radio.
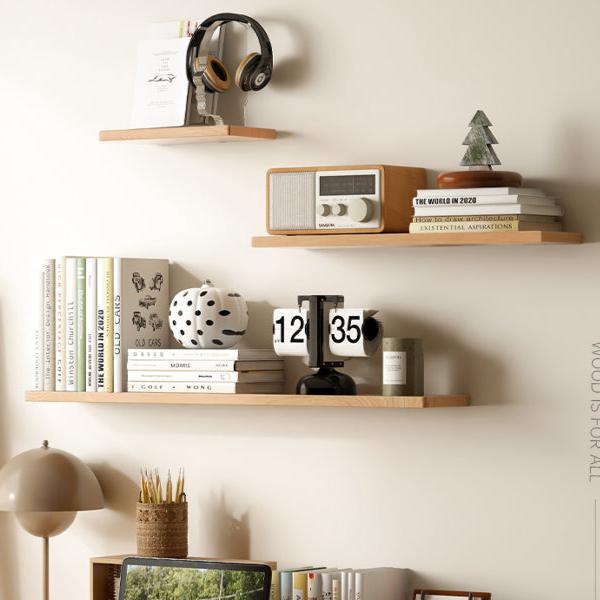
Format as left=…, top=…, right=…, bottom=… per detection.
left=266, top=164, right=427, bottom=235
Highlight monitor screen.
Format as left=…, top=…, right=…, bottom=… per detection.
left=120, top=558, right=271, bottom=600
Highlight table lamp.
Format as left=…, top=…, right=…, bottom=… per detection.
left=0, top=440, right=104, bottom=600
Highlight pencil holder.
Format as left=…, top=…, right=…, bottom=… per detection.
left=136, top=502, right=188, bottom=558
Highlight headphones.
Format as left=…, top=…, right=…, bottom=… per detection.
left=186, top=13, right=273, bottom=94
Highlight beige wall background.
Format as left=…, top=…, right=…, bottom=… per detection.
left=0, top=0, right=598, bottom=598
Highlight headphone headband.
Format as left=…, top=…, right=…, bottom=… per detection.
left=186, top=13, right=273, bottom=89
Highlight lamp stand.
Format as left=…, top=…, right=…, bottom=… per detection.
left=43, top=536, right=49, bottom=600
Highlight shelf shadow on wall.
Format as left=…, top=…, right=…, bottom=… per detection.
left=528, top=176, right=600, bottom=243
left=350, top=311, right=507, bottom=406
left=0, top=307, right=18, bottom=600
left=197, top=490, right=250, bottom=560
left=88, top=464, right=138, bottom=541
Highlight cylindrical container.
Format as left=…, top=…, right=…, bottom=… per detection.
left=382, top=338, right=424, bottom=396
left=136, top=502, right=188, bottom=558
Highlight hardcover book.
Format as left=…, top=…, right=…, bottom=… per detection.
left=409, top=221, right=561, bottom=233
left=127, top=370, right=284, bottom=383
left=65, top=257, right=77, bottom=391
left=128, top=348, right=279, bottom=361
left=127, top=359, right=284, bottom=372
left=413, top=203, right=563, bottom=217
left=85, top=258, right=97, bottom=392
left=76, top=257, right=86, bottom=391
left=127, top=381, right=284, bottom=394
left=114, top=258, right=169, bottom=391
left=43, top=259, right=55, bottom=391
left=55, top=257, right=66, bottom=390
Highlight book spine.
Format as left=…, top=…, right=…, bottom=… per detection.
left=55, top=258, right=66, bottom=390
left=128, top=370, right=243, bottom=382
left=332, top=580, right=340, bottom=600
left=413, top=204, right=562, bottom=216
left=321, top=574, right=333, bottom=600
left=409, top=221, right=533, bottom=233
left=86, top=258, right=97, bottom=392
left=128, top=349, right=247, bottom=360
left=293, top=572, right=308, bottom=600
left=42, top=259, right=55, bottom=390
left=103, top=258, right=114, bottom=392
left=281, top=572, right=293, bottom=600
left=414, top=214, right=526, bottom=223
left=269, top=571, right=280, bottom=600
left=76, top=257, right=86, bottom=391
left=32, top=270, right=44, bottom=391
left=128, top=381, right=240, bottom=393
left=413, top=195, right=500, bottom=206
left=307, top=572, right=319, bottom=600
left=126, top=359, right=239, bottom=371
left=97, top=258, right=107, bottom=391
left=113, top=257, right=123, bottom=392
left=354, top=574, right=362, bottom=600
left=65, top=258, right=77, bottom=391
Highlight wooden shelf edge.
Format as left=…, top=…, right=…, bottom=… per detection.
left=25, top=391, right=470, bottom=409
left=251, top=231, right=583, bottom=249
left=99, top=125, right=277, bottom=143
left=91, top=555, right=277, bottom=568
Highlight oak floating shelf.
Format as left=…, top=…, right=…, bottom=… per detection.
left=25, top=391, right=469, bottom=409
left=99, top=125, right=276, bottom=144
left=252, top=230, right=583, bottom=249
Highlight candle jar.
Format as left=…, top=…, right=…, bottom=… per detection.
left=382, top=338, right=424, bottom=396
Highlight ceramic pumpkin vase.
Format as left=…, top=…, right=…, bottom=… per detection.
left=169, top=280, right=248, bottom=349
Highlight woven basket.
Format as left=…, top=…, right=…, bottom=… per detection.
left=136, top=502, right=188, bottom=558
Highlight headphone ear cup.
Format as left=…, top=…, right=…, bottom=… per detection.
left=202, top=56, right=231, bottom=93
left=235, top=53, right=262, bottom=91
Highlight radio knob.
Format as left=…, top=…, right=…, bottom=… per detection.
left=317, top=203, right=332, bottom=217
left=348, top=197, right=373, bottom=223
left=332, top=203, right=347, bottom=216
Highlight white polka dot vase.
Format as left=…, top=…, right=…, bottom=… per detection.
left=169, top=280, right=249, bottom=349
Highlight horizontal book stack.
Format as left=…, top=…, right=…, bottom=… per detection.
left=271, top=566, right=408, bottom=600
left=127, top=348, right=285, bottom=394
left=33, top=257, right=169, bottom=393
left=410, top=186, right=563, bottom=233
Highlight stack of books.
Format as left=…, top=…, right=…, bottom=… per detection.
left=271, top=566, right=408, bottom=600
left=409, top=186, right=563, bottom=233
left=33, top=257, right=169, bottom=393
left=127, top=348, right=285, bottom=394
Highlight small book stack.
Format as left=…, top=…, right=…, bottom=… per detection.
left=409, top=186, right=563, bottom=233
left=127, top=348, right=285, bottom=394
left=271, top=566, right=408, bottom=600
left=32, top=257, right=169, bottom=393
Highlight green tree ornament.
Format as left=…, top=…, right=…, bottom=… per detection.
left=460, top=110, right=501, bottom=168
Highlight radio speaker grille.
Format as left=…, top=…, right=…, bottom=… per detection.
left=269, top=172, right=315, bottom=230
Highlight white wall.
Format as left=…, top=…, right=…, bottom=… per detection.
left=0, top=0, right=598, bottom=598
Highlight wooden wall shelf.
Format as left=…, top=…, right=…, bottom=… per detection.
left=26, top=391, right=469, bottom=409
left=99, top=125, right=276, bottom=144
left=252, top=230, right=583, bottom=249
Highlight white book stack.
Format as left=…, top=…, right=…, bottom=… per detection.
left=410, top=186, right=564, bottom=233
left=127, top=348, right=285, bottom=394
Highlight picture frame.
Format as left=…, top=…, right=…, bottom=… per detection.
left=413, top=590, right=492, bottom=600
